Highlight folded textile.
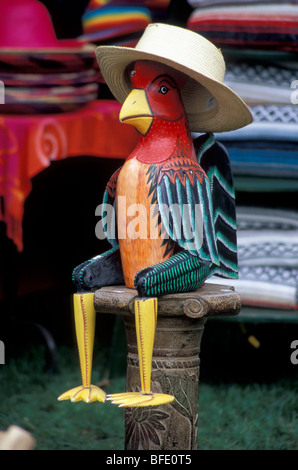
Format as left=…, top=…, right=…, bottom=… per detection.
left=237, top=230, right=298, bottom=266
left=208, top=206, right=298, bottom=310
left=213, top=122, right=298, bottom=143
left=207, top=269, right=298, bottom=309
left=218, top=140, right=298, bottom=178
left=188, top=4, right=298, bottom=51
left=0, top=49, right=96, bottom=74
left=0, top=69, right=100, bottom=87
left=236, top=206, right=298, bottom=231
left=0, top=47, right=100, bottom=114
left=197, top=105, right=298, bottom=146
left=224, top=60, right=298, bottom=105
left=211, top=104, right=298, bottom=178
left=2, top=83, right=99, bottom=114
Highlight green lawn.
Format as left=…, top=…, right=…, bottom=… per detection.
left=0, top=336, right=298, bottom=450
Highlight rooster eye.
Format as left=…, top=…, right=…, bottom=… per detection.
left=159, top=85, right=169, bottom=95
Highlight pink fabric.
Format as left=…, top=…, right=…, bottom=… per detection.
left=0, top=100, right=138, bottom=251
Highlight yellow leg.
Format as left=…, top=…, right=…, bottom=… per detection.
left=107, top=298, right=175, bottom=407
left=58, top=293, right=106, bottom=404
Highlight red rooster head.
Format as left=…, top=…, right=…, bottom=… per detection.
left=119, top=60, right=193, bottom=163
left=120, top=60, right=188, bottom=136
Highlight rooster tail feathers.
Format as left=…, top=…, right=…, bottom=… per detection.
left=195, top=133, right=238, bottom=279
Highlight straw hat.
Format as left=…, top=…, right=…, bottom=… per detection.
left=95, top=23, right=253, bottom=132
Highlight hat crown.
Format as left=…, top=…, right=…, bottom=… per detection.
left=0, top=0, right=58, bottom=48
left=135, top=23, right=225, bottom=84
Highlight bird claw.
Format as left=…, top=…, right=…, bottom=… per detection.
left=134, top=267, right=154, bottom=297
left=107, top=392, right=175, bottom=408
left=58, top=385, right=106, bottom=404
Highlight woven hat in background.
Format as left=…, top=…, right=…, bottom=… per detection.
left=80, top=0, right=152, bottom=45
left=95, top=23, right=253, bottom=132
left=0, top=0, right=84, bottom=51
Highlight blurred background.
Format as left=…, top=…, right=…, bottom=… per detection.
left=0, top=0, right=298, bottom=450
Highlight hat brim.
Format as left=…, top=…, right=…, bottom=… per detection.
left=0, top=40, right=93, bottom=53
left=96, top=45, right=253, bottom=133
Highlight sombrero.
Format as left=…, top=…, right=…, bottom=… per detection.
left=0, top=0, right=88, bottom=51
left=95, top=23, right=253, bottom=132
left=80, top=1, right=152, bottom=44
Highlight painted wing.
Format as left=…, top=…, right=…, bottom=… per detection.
left=100, top=166, right=122, bottom=248
left=195, top=133, right=238, bottom=278
left=156, top=153, right=220, bottom=266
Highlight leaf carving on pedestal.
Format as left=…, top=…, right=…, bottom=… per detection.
left=125, top=391, right=169, bottom=450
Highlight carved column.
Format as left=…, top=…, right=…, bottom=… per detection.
left=94, top=283, right=241, bottom=451
left=123, top=312, right=206, bottom=450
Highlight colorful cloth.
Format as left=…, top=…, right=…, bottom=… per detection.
left=224, top=58, right=298, bottom=105
left=0, top=47, right=101, bottom=112
left=187, top=4, right=298, bottom=51
left=208, top=207, right=298, bottom=310
left=212, top=104, right=298, bottom=178
left=216, top=103, right=298, bottom=178
left=0, top=49, right=96, bottom=75
left=221, top=140, right=298, bottom=178
left=3, top=83, right=99, bottom=115
left=0, top=100, right=138, bottom=251
left=209, top=48, right=298, bottom=179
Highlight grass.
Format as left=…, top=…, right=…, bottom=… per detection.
left=197, top=381, right=298, bottom=450
left=1, top=319, right=298, bottom=450
left=0, top=345, right=298, bottom=450
left=0, top=346, right=126, bottom=450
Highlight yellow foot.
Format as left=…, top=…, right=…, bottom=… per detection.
left=107, top=392, right=175, bottom=408
left=58, top=385, right=106, bottom=403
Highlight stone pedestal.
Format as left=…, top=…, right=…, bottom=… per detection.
left=94, top=283, right=240, bottom=450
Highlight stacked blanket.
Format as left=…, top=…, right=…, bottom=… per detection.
left=188, top=2, right=298, bottom=187
left=207, top=207, right=298, bottom=310
left=187, top=2, right=298, bottom=51
left=221, top=50, right=298, bottom=184
left=188, top=2, right=298, bottom=313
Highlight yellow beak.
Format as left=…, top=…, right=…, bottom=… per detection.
left=119, top=88, right=153, bottom=136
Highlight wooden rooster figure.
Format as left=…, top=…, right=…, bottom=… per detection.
left=58, top=24, right=252, bottom=407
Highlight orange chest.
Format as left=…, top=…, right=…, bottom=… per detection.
left=116, top=157, right=174, bottom=288
left=117, top=157, right=153, bottom=223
